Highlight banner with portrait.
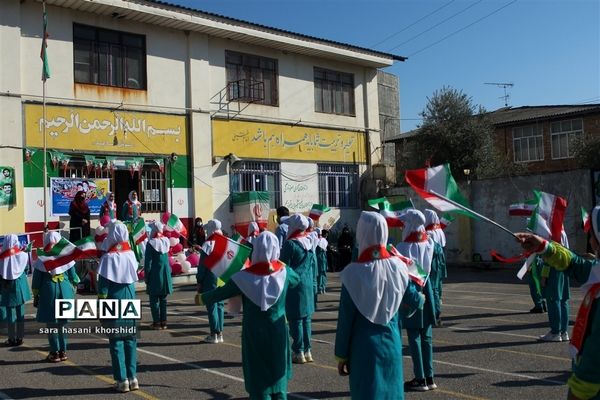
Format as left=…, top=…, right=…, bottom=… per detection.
left=0, top=166, right=16, bottom=207
left=51, top=177, right=110, bottom=216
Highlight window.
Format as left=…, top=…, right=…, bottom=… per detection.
left=318, top=164, right=359, bottom=208
left=73, top=24, right=146, bottom=89
left=551, top=119, right=582, bottom=159
left=512, top=125, right=544, bottom=162
left=314, top=67, right=355, bottom=116
left=230, top=161, right=281, bottom=209
left=141, top=166, right=165, bottom=213
left=225, top=51, right=278, bottom=106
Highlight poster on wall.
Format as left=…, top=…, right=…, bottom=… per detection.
left=50, top=177, right=110, bottom=216
left=0, top=166, right=16, bottom=207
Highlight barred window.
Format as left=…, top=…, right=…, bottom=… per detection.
left=551, top=119, right=582, bottom=159
left=512, top=125, right=544, bottom=162
left=141, top=166, right=165, bottom=213
left=318, top=164, right=359, bottom=208
left=230, top=161, right=281, bottom=209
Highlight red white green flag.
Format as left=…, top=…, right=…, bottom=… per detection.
left=387, top=245, right=426, bottom=286
left=202, top=233, right=251, bottom=282
left=37, top=237, right=77, bottom=274
left=232, top=191, right=270, bottom=237
left=131, top=219, right=147, bottom=245
left=581, top=207, right=592, bottom=233
left=439, top=213, right=455, bottom=229
left=74, top=236, right=99, bottom=259
left=527, top=190, right=567, bottom=242
left=308, top=204, right=330, bottom=221
left=161, top=212, right=188, bottom=237
left=368, top=198, right=414, bottom=228
left=508, top=195, right=539, bottom=217
left=405, top=164, right=474, bottom=217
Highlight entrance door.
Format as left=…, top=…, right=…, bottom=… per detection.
left=114, top=170, right=140, bottom=220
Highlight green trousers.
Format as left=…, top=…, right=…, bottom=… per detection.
left=206, top=301, right=224, bottom=334
left=289, top=317, right=312, bottom=354
left=407, top=325, right=434, bottom=380
left=6, top=305, right=25, bottom=341
left=149, top=295, right=168, bottom=323
left=47, top=323, right=68, bottom=352
left=109, top=337, right=137, bottom=382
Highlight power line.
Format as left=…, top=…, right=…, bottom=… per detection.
left=371, top=0, right=457, bottom=48
left=407, top=0, right=518, bottom=58
left=387, top=0, right=484, bottom=52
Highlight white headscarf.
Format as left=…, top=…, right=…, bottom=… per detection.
left=34, top=231, right=76, bottom=274
left=98, top=222, right=139, bottom=284
left=579, top=207, right=600, bottom=296
left=340, top=212, right=410, bottom=325
left=424, top=209, right=446, bottom=248
left=245, top=221, right=259, bottom=245
left=205, top=219, right=223, bottom=237
left=148, top=222, right=170, bottom=254
left=232, top=231, right=287, bottom=311
left=396, top=209, right=434, bottom=277
left=0, top=234, right=28, bottom=280
left=128, top=191, right=140, bottom=206
left=286, top=214, right=312, bottom=250
left=315, top=228, right=328, bottom=251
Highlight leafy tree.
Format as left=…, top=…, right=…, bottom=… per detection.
left=573, top=135, right=600, bottom=169
left=412, top=86, right=515, bottom=179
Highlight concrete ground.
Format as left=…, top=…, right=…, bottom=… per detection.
left=0, top=266, right=581, bottom=400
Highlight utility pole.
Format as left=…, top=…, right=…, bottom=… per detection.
left=484, top=82, right=514, bottom=107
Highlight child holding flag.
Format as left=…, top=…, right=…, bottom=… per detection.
left=144, top=222, right=172, bottom=330
left=0, top=234, right=31, bottom=346
left=517, top=207, right=600, bottom=400
left=196, top=219, right=225, bottom=344
left=396, top=209, right=438, bottom=391
left=281, top=214, right=316, bottom=364
left=423, top=209, right=447, bottom=326
left=335, top=211, right=424, bottom=400
left=198, top=231, right=300, bottom=400
left=32, top=232, right=80, bottom=362
left=98, top=222, right=140, bottom=393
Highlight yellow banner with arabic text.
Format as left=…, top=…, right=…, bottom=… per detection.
left=212, top=120, right=366, bottom=163
left=24, top=104, right=187, bottom=155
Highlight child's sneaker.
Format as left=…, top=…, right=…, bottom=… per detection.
left=58, top=351, right=68, bottom=361
left=115, top=380, right=130, bottom=393
left=46, top=352, right=60, bottom=363
left=560, top=332, right=570, bottom=342
left=426, top=377, right=437, bottom=390
left=539, top=331, right=562, bottom=342
left=292, top=352, right=306, bottom=364
left=304, top=350, right=313, bottom=363
left=129, top=378, right=139, bottom=391
left=404, top=378, right=429, bottom=392
left=203, top=334, right=218, bottom=344
left=217, top=333, right=224, bottom=343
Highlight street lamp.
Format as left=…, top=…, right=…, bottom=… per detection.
left=463, top=168, right=471, bottom=185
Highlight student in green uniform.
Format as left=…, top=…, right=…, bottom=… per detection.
left=517, top=206, right=600, bottom=400
left=0, top=234, right=31, bottom=346
left=423, top=209, right=448, bottom=326
left=32, top=232, right=80, bottom=362
left=199, top=231, right=300, bottom=400
left=122, top=191, right=142, bottom=223
left=144, top=222, right=173, bottom=330
left=196, top=219, right=225, bottom=344
left=396, top=209, right=437, bottom=392
left=281, top=214, right=315, bottom=364
left=315, top=228, right=328, bottom=295
left=335, top=211, right=424, bottom=400
left=97, top=222, right=140, bottom=393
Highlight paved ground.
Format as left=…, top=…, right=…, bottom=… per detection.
left=0, top=266, right=582, bottom=400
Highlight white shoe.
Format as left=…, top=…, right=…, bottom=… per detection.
left=539, top=331, right=562, bottom=342
left=115, top=380, right=130, bottom=393
left=292, top=352, right=306, bottom=364
left=561, top=332, right=570, bottom=342
left=129, top=378, right=139, bottom=391
left=304, top=350, right=313, bottom=363
left=217, top=333, right=224, bottom=343
left=204, top=334, right=218, bottom=344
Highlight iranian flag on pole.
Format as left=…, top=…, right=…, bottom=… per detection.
left=581, top=207, right=591, bottom=233
left=439, top=213, right=455, bottom=229
left=308, top=204, right=330, bottom=221
left=508, top=194, right=539, bottom=217
left=369, top=198, right=414, bottom=228
left=131, top=219, right=147, bottom=245
left=162, top=212, right=188, bottom=237
left=37, top=237, right=77, bottom=274
left=527, top=190, right=567, bottom=242
left=202, top=233, right=251, bottom=282
left=388, top=245, right=427, bottom=286
left=405, top=164, right=473, bottom=216
left=232, top=191, right=270, bottom=237
left=74, top=236, right=99, bottom=259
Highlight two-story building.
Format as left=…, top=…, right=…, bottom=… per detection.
left=0, top=0, right=405, bottom=238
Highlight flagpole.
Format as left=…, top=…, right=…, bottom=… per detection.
left=430, top=190, right=518, bottom=239
left=42, top=0, right=48, bottom=231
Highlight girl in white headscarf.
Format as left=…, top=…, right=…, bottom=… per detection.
left=423, top=209, right=448, bottom=326
left=0, top=234, right=31, bottom=346
left=144, top=222, right=173, bottom=330
left=199, top=231, right=300, bottom=399
left=242, top=221, right=260, bottom=248
left=281, top=214, right=317, bottom=364
left=121, top=190, right=141, bottom=222
left=335, top=211, right=423, bottom=400
left=98, top=222, right=139, bottom=393
left=32, top=232, right=80, bottom=362
left=396, top=209, right=438, bottom=392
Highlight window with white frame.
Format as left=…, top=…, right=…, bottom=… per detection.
left=314, top=67, right=355, bottom=116
left=551, top=119, right=582, bottom=159
left=230, top=161, right=281, bottom=209
left=318, top=164, right=359, bottom=208
left=512, top=125, right=544, bottom=162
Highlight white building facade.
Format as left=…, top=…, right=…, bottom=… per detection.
left=0, top=0, right=404, bottom=238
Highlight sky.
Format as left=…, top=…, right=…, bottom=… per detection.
left=167, top=0, right=600, bottom=133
